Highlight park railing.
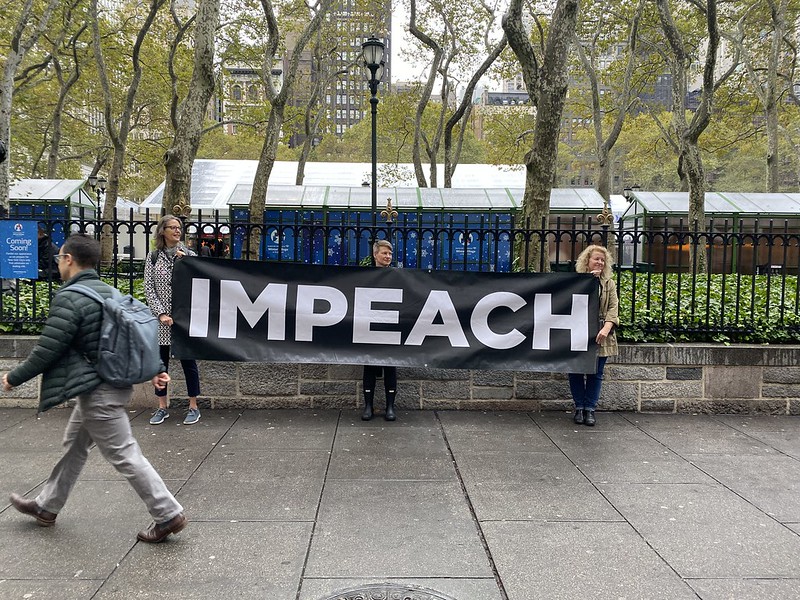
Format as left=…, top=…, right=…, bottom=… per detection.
left=2, top=211, right=799, bottom=343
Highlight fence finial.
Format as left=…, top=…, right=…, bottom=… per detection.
left=381, top=198, right=398, bottom=223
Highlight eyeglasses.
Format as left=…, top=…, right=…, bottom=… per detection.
left=53, top=253, right=71, bottom=263
left=164, top=225, right=182, bottom=231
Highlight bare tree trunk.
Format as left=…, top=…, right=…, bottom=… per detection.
left=503, top=0, right=580, bottom=271
left=296, top=39, right=354, bottom=186
left=246, top=0, right=331, bottom=259
left=765, top=0, right=787, bottom=192
left=92, top=0, right=167, bottom=263
left=736, top=1, right=788, bottom=192
left=47, top=24, right=87, bottom=177
left=409, top=0, right=443, bottom=188
left=574, top=0, right=644, bottom=256
left=656, top=0, right=720, bottom=272
left=162, top=0, right=221, bottom=217
left=444, top=34, right=507, bottom=187
left=0, top=0, right=61, bottom=207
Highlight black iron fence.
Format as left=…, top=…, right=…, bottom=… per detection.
left=2, top=211, right=799, bottom=343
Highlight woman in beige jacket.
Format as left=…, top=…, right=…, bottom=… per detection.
left=569, top=245, right=619, bottom=427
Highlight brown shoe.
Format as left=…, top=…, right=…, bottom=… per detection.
left=9, top=493, right=57, bottom=527
left=137, top=513, right=187, bottom=543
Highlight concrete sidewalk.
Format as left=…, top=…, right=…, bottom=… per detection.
left=2, top=407, right=800, bottom=600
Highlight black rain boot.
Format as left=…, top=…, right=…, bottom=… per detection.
left=384, top=391, right=396, bottom=421
left=361, top=391, right=374, bottom=421
left=573, top=409, right=585, bottom=425
left=584, top=409, right=596, bottom=426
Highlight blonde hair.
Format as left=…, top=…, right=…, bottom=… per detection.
left=373, top=239, right=393, bottom=253
left=575, top=244, right=614, bottom=279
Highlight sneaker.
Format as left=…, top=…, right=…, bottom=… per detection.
left=183, top=408, right=201, bottom=425
left=149, top=408, right=169, bottom=425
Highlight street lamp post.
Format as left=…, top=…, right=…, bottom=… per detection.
left=86, top=175, right=107, bottom=240
left=361, top=36, right=385, bottom=261
left=87, top=174, right=107, bottom=216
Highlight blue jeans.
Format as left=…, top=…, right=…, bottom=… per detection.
left=568, top=356, right=608, bottom=410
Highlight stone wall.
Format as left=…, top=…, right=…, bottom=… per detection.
left=2, top=336, right=799, bottom=414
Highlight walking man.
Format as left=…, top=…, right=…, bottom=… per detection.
left=3, top=234, right=187, bottom=543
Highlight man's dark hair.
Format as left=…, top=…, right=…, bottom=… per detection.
left=61, top=234, right=101, bottom=269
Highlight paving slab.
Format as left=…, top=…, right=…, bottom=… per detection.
left=439, top=411, right=558, bottom=454
left=0, top=580, right=102, bottom=599
left=600, top=482, right=800, bottom=578
left=306, top=479, right=491, bottom=579
left=93, top=521, right=311, bottom=600
left=341, top=410, right=442, bottom=429
left=716, top=414, right=800, bottom=433
left=0, top=408, right=72, bottom=451
left=328, top=427, right=455, bottom=480
left=0, top=407, right=36, bottom=432
left=455, top=451, right=621, bottom=521
left=534, top=410, right=642, bottom=433
left=437, top=410, right=538, bottom=430
left=0, top=481, right=159, bottom=579
left=216, top=409, right=338, bottom=450
left=0, top=449, right=61, bottom=500
left=483, top=520, right=698, bottom=600
left=686, top=453, right=800, bottom=522
left=177, top=449, right=329, bottom=521
left=687, top=578, right=800, bottom=599
left=629, top=414, right=776, bottom=455
left=553, top=429, right=716, bottom=484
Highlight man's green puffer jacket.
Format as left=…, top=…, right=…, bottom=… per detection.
left=7, top=269, right=115, bottom=413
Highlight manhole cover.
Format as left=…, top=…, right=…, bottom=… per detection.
left=319, top=583, right=459, bottom=600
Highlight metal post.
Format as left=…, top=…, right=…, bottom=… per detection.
left=370, top=82, right=378, bottom=251
left=361, top=36, right=385, bottom=265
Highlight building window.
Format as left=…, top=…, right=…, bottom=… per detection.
left=232, top=85, right=242, bottom=101
left=248, top=85, right=258, bottom=102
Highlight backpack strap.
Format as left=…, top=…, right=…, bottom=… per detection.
left=69, top=283, right=105, bottom=304
left=149, top=250, right=159, bottom=266
left=65, top=284, right=109, bottom=366
left=68, top=283, right=119, bottom=304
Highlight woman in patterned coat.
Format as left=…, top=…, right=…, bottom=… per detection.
left=144, top=216, right=202, bottom=426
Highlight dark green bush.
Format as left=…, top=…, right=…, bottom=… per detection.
left=617, top=272, right=800, bottom=344
left=0, top=278, right=148, bottom=335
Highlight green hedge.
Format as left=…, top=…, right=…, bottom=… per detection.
left=617, top=272, right=800, bottom=344
left=0, top=278, right=148, bottom=335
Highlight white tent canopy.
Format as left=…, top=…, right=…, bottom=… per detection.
left=622, top=191, right=800, bottom=220
left=140, top=159, right=606, bottom=216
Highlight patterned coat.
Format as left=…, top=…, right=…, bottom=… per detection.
left=144, top=246, right=196, bottom=346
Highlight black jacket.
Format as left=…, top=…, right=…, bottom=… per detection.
left=38, top=235, right=60, bottom=281
left=7, top=270, right=112, bottom=412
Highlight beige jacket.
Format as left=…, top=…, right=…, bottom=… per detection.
left=598, top=276, right=619, bottom=358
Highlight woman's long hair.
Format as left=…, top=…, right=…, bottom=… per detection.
left=575, top=244, right=614, bottom=279
left=154, top=215, right=182, bottom=251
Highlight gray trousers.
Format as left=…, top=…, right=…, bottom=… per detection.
left=36, top=383, right=183, bottom=524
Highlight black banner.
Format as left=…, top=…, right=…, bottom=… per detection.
left=172, top=258, right=600, bottom=373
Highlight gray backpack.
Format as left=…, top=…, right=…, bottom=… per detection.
left=70, top=284, right=161, bottom=387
